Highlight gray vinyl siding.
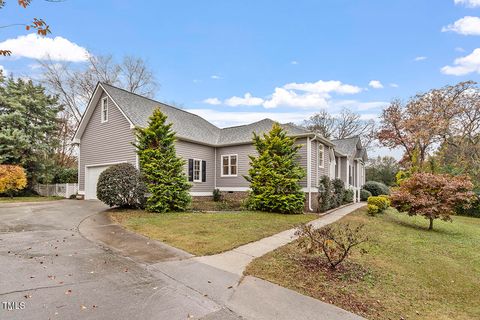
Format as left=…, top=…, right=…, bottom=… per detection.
left=339, top=157, right=348, bottom=184
left=175, top=139, right=215, bottom=192
left=79, top=93, right=136, bottom=191
left=294, top=138, right=307, bottom=187
left=216, top=144, right=255, bottom=188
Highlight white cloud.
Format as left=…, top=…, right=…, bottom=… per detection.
left=390, top=83, right=399, bottom=88
left=368, top=80, right=384, bottom=89
left=203, top=97, right=222, bottom=105
left=291, top=60, right=299, bottom=65
left=333, top=100, right=388, bottom=111
left=225, top=93, right=264, bottom=107
left=454, top=0, right=480, bottom=8
left=442, top=16, right=480, bottom=35
left=441, top=48, right=480, bottom=75
left=211, top=75, right=222, bottom=80
left=414, top=56, right=427, bottom=61
left=0, top=33, right=89, bottom=62
left=263, top=87, right=330, bottom=109
left=284, top=80, right=362, bottom=95
left=455, top=47, right=466, bottom=52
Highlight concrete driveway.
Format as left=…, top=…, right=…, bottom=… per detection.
left=0, top=200, right=229, bottom=320
left=0, top=200, right=363, bottom=320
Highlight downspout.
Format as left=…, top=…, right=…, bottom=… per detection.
left=214, top=148, right=217, bottom=189
left=307, top=136, right=317, bottom=212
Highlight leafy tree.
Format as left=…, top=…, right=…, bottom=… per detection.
left=134, top=109, right=191, bottom=213
left=390, top=173, right=475, bottom=230
left=0, top=76, right=61, bottom=187
left=0, top=164, right=27, bottom=198
left=378, top=82, right=478, bottom=169
left=245, top=123, right=305, bottom=214
left=365, top=156, right=400, bottom=186
left=96, top=163, right=145, bottom=208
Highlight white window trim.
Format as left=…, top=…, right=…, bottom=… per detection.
left=221, top=154, right=238, bottom=177
left=101, top=97, right=108, bottom=123
left=318, top=144, right=324, bottom=168
left=193, top=158, right=202, bottom=182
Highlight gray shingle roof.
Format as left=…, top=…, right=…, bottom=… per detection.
left=102, top=83, right=310, bottom=146
left=332, top=136, right=368, bottom=161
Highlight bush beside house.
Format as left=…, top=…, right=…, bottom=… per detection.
left=360, top=189, right=372, bottom=201
left=0, top=165, right=27, bottom=198
left=97, top=163, right=146, bottom=208
left=134, top=109, right=191, bottom=213
left=362, top=181, right=390, bottom=196
left=245, top=123, right=306, bottom=214
left=318, top=175, right=353, bottom=213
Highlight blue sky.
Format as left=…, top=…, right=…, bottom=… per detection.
left=1, top=0, right=480, bottom=157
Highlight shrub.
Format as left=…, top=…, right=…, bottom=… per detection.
left=391, top=173, right=475, bottom=230
left=360, top=189, right=372, bottom=201
left=212, top=188, right=222, bottom=202
left=378, top=194, right=391, bottom=207
left=318, top=175, right=333, bottom=212
left=0, top=165, right=27, bottom=198
left=343, top=189, right=354, bottom=204
left=52, top=167, right=78, bottom=183
left=245, top=123, right=306, bottom=214
left=331, top=178, right=346, bottom=207
left=96, top=163, right=146, bottom=208
left=367, top=196, right=389, bottom=212
left=295, top=223, right=368, bottom=269
left=456, top=193, right=480, bottom=218
left=134, top=109, right=191, bottom=213
left=367, top=204, right=380, bottom=216
left=362, top=181, right=390, bottom=196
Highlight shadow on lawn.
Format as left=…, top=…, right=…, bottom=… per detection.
left=385, top=211, right=458, bottom=235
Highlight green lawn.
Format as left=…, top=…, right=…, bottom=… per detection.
left=0, top=196, right=64, bottom=203
left=245, top=208, right=480, bottom=320
left=109, top=210, right=318, bottom=255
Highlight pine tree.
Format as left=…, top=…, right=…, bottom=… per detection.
left=134, top=109, right=191, bottom=212
left=245, top=123, right=306, bottom=214
left=0, top=76, right=61, bottom=187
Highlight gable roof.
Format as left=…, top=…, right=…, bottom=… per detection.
left=74, top=82, right=328, bottom=147
left=332, top=136, right=368, bottom=160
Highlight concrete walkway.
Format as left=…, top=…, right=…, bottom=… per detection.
left=195, top=202, right=366, bottom=275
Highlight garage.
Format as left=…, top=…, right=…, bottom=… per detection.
left=85, top=165, right=111, bottom=200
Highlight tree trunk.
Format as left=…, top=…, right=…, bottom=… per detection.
left=428, top=217, right=434, bottom=230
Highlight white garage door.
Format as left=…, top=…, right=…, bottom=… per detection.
left=85, top=165, right=110, bottom=200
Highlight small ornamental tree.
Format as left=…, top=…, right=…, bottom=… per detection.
left=134, top=109, right=191, bottom=213
left=245, top=123, right=305, bottom=214
left=0, top=165, right=27, bottom=198
left=390, top=173, right=475, bottom=230
left=96, top=163, right=146, bottom=208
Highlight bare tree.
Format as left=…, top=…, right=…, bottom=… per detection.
left=302, top=110, right=336, bottom=139
left=39, top=54, right=159, bottom=124
left=303, top=108, right=377, bottom=149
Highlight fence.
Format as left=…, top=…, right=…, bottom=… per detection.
left=34, top=183, right=78, bottom=199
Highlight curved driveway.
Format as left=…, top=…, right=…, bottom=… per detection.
left=0, top=200, right=227, bottom=320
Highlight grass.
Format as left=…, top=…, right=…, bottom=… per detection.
left=0, top=196, right=64, bottom=203
left=109, top=210, right=317, bottom=255
left=245, top=207, right=480, bottom=320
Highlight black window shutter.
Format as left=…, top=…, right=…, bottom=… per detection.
left=188, top=159, right=194, bottom=182
left=202, top=160, right=206, bottom=182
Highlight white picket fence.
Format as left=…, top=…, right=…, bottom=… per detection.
left=34, top=183, right=78, bottom=198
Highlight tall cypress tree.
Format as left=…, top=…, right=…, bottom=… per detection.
left=245, top=123, right=306, bottom=214
left=134, top=109, right=191, bottom=212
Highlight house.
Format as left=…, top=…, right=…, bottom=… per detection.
left=332, top=136, right=367, bottom=192
left=73, top=83, right=366, bottom=211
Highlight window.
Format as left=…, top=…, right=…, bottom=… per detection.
left=221, top=154, right=237, bottom=176
left=193, top=159, right=202, bottom=182
left=318, top=144, right=324, bottom=168
left=101, top=97, right=108, bottom=123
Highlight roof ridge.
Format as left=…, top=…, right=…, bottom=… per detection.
left=100, top=82, right=220, bottom=130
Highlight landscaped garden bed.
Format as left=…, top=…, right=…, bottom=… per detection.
left=109, top=210, right=317, bottom=255
left=245, top=207, right=480, bottom=320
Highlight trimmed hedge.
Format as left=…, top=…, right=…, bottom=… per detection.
left=360, top=189, right=372, bottom=201
left=362, top=181, right=390, bottom=196
left=96, top=163, right=146, bottom=208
